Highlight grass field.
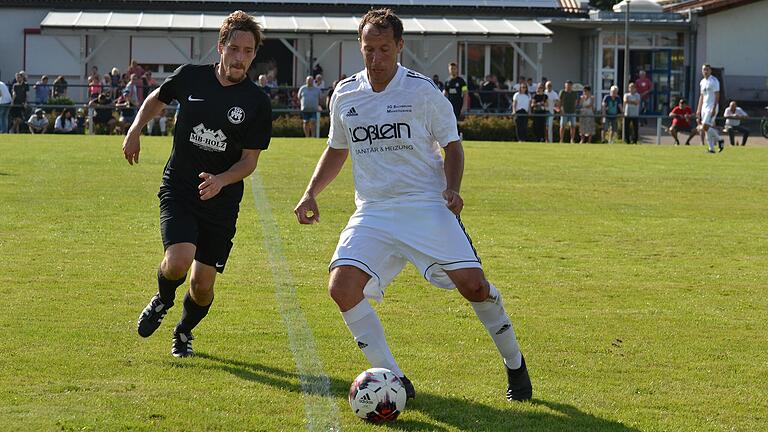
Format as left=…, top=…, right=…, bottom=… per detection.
left=1, top=135, right=766, bottom=431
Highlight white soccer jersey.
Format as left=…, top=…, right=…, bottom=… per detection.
left=328, top=65, right=460, bottom=207
left=700, top=75, right=720, bottom=113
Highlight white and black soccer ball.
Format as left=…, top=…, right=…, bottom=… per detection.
left=348, top=368, right=407, bottom=423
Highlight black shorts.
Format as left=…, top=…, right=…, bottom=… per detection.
left=159, top=191, right=238, bottom=273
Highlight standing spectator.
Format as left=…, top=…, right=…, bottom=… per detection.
left=526, top=78, right=535, bottom=92
left=578, top=85, right=595, bottom=143
left=127, top=59, right=145, bottom=79
left=26, top=108, right=49, bottom=134
left=602, top=85, right=622, bottom=144
left=530, top=83, right=549, bottom=142
left=89, top=92, right=117, bottom=134
left=311, top=63, right=323, bottom=78
left=266, top=70, right=278, bottom=88
left=723, top=101, right=749, bottom=146
left=34, top=75, right=50, bottom=104
left=125, top=74, right=143, bottom=106
left=513, top=76, right=525, bottom=92
left=102, top=74, right=112, bottom=94
left=668, top=98, right=696, bottom=145
left=0, top=78, right=11, bottom=133
left=432, top=74, right=444, bottom=91
left=444, top=62, right=468, bottom=122
left=696, top=63, right=723, bottom=153
left=512, top=82, right=530, bottom=142
left=52, top=76, right=68, bottom=98
left=635, top=70, right=652, bottom=124
left=298, top=75, right=322, bottom=137
left=110, top=68, right=121, bottom=98
left=623, top=83, right=641, bottom=144
left=116, top=90, right=137, bottom=134
left=257, top=74, right=272, bottom=99
left=558, top=80, right=578, bottom=143
left=314, top=74, right=326, bottom=90
left=9, top=72, right=29, bottom=134
left=545, top=81, right=559, bottom=142
left=54, top=109, right=77, bottom=134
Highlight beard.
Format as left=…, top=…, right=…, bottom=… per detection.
left=224, top=63, right=247, bottom=83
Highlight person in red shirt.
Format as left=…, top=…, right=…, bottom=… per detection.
left=668, top=98, right=697, bottom=145
left=635, top=70, right=652, bottom=125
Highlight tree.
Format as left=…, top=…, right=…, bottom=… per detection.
left=590, top=0, right=622, bottom=10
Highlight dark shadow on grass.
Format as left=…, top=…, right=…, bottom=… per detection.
left=0, top=172, right=13, bottom=176
left=195, top=352, right=640, bottom=432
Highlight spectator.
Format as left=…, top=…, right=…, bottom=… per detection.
left=52, top=76, right=68, bottom=98
left=527, top=77, right=535, bottom=92
left=530, top=83, right=549, bottom=142
left=110, top=68, right=121, bottom=98
left=327, top=79, right=340, bottom=104
left=257, top=74, right=272, bottom=98
left=480, top=74, right=499, bottom=112
left=432, top=74, right=444, bottom=91
left=89, top=92, right=117, bottom=134
left=512, top=82, right=530, bottom=142
left=266, top=70, right=278, bottom=88
left=27, top=108, right=49, bottom=134
left=559, top=80, right=578, bottom=143
left=623, top=82, right=641, bottom=144
left=444, top=62, right=468, bottom=122
left=75, top=108, right=86, bottom=134
left=578, top=85, right=595, bottom=143
left=34, top=75, right=50, bottom=104
left=54, top=109, right=77, bottom=134
left=144, top=71, right=159, bottom=93
left=635, top=70, right=652, bottom=125
left=88, top=73, right=102, bottom=100
left=312, top=63, right=323, bottom=78
left=314, top=74, right=326, bottom=90
left=125, top=74, right=142, bottom=106
left=298, top=75, right=322, bottom=137
left=668, top=98, right=696, bottom=145
left=0, top=78, right=11, bottom=133
left=116, top=91, right=137, bottom=134
left=723, top=101, right=750, bottom=146
left=127, top=59, right=145, bottom=79
left=545, top=81, right=559, bottom=142
left=9, top=72, right=29, bottom=134
left=513, top=76, right=525, bottom=92
left=602, top=85, right=623, bottom=144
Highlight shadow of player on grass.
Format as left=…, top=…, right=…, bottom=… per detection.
left=193, top=353, right=640, bottom=432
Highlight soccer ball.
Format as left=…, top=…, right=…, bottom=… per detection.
left=348, top=368, right=407, bottom=423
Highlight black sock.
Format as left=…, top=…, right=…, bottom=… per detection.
left=175, top=291, right=212, bottom=334
left=157, top=266, right=186, bottom=306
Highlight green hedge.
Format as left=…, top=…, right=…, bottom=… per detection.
left=272, top=114, right=329, bottom=137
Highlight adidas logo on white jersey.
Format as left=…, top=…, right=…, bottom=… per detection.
left=346, top=107, right=359, bottom=117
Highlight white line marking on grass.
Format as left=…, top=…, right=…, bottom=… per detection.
left=250, top=173, right=341, bottom=432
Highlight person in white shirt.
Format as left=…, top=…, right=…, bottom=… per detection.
left=723, top=101, right=749, bottom=146
left=0, top=79, right=12, bottom=133
left=26, top=108, right=49, bottom=133
left=696, top=63, right=724, bottom=153
left=545, top=81, right=559, bottom=142
left=293, top=8, right=531, bottom=402
left=54, top=109, right=77, bottom=134
left=512, top=83, right=531, bottom=141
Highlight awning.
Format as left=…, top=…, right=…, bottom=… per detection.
left=40, top=11, right=552, bottom=38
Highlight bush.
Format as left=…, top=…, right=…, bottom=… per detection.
left=460, top=115, right=516, bottom=141
left=46, top=97, right=75, bottom=108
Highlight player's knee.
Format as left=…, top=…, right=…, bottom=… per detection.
left=457, top=277, right=490, bottom=303
left=163, top=256, right=192, bottom=280
left=190, top=276, right=214, bottom=297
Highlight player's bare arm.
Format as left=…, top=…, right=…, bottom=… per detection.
left=294, top=147, right=349, bottom=224
left=198, top=149, right=261, bottom=201
left=122, top=88, right=167, bottom=165
left=442, top=139, right=464, bottom=215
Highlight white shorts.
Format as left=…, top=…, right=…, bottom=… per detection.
left=701, top=109, right=717, bottom=127
left=330, top=203, right=482, bottom=301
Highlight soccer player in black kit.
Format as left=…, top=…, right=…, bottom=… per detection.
left=122, top=11, right=271, bottom=357
left=443, top=62, right=468, bottom=122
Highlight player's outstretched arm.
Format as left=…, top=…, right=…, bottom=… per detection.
left=443, top=140, right=464, bottom=215
left=294, top=147, right=348, bottom=224
left=198, top=149, right=261, bottom=201
left=122, top=88, right=167, bottom=165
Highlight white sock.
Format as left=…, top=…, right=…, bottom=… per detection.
left=341, top=300, right=403, bottom=377
left=470, top=284, right=523, bottom=369
left=707, top=127, right=720, bottom=150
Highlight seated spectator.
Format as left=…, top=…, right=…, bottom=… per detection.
left=668, top=98, right=697, bottom=145
left=89, top=93, right=117, bottom=134
left=115, top=91, right=137, bottom=134
left=54, top=109, right=77, bottom=134
left=75, top=108, right=86, bottom=134
left=723, top=101, right=749, bottom=146
left=27, top=108, right=49, bottom=134
left=110, top=68, right=121, bottom=98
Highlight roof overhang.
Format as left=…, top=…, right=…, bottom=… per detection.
left=40, top=11, right=553, bottom=40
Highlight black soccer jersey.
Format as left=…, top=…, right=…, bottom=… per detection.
left=157, top=64, right=271, bottom=209
left=444, top=76, right=467, bottom=108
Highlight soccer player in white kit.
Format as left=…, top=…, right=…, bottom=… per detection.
left=696, top=64, right=724, bottom=153
left=293, top=9, right=532, bottom=402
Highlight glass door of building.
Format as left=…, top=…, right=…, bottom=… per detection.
left=650, top=49, right=672, bottom=114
